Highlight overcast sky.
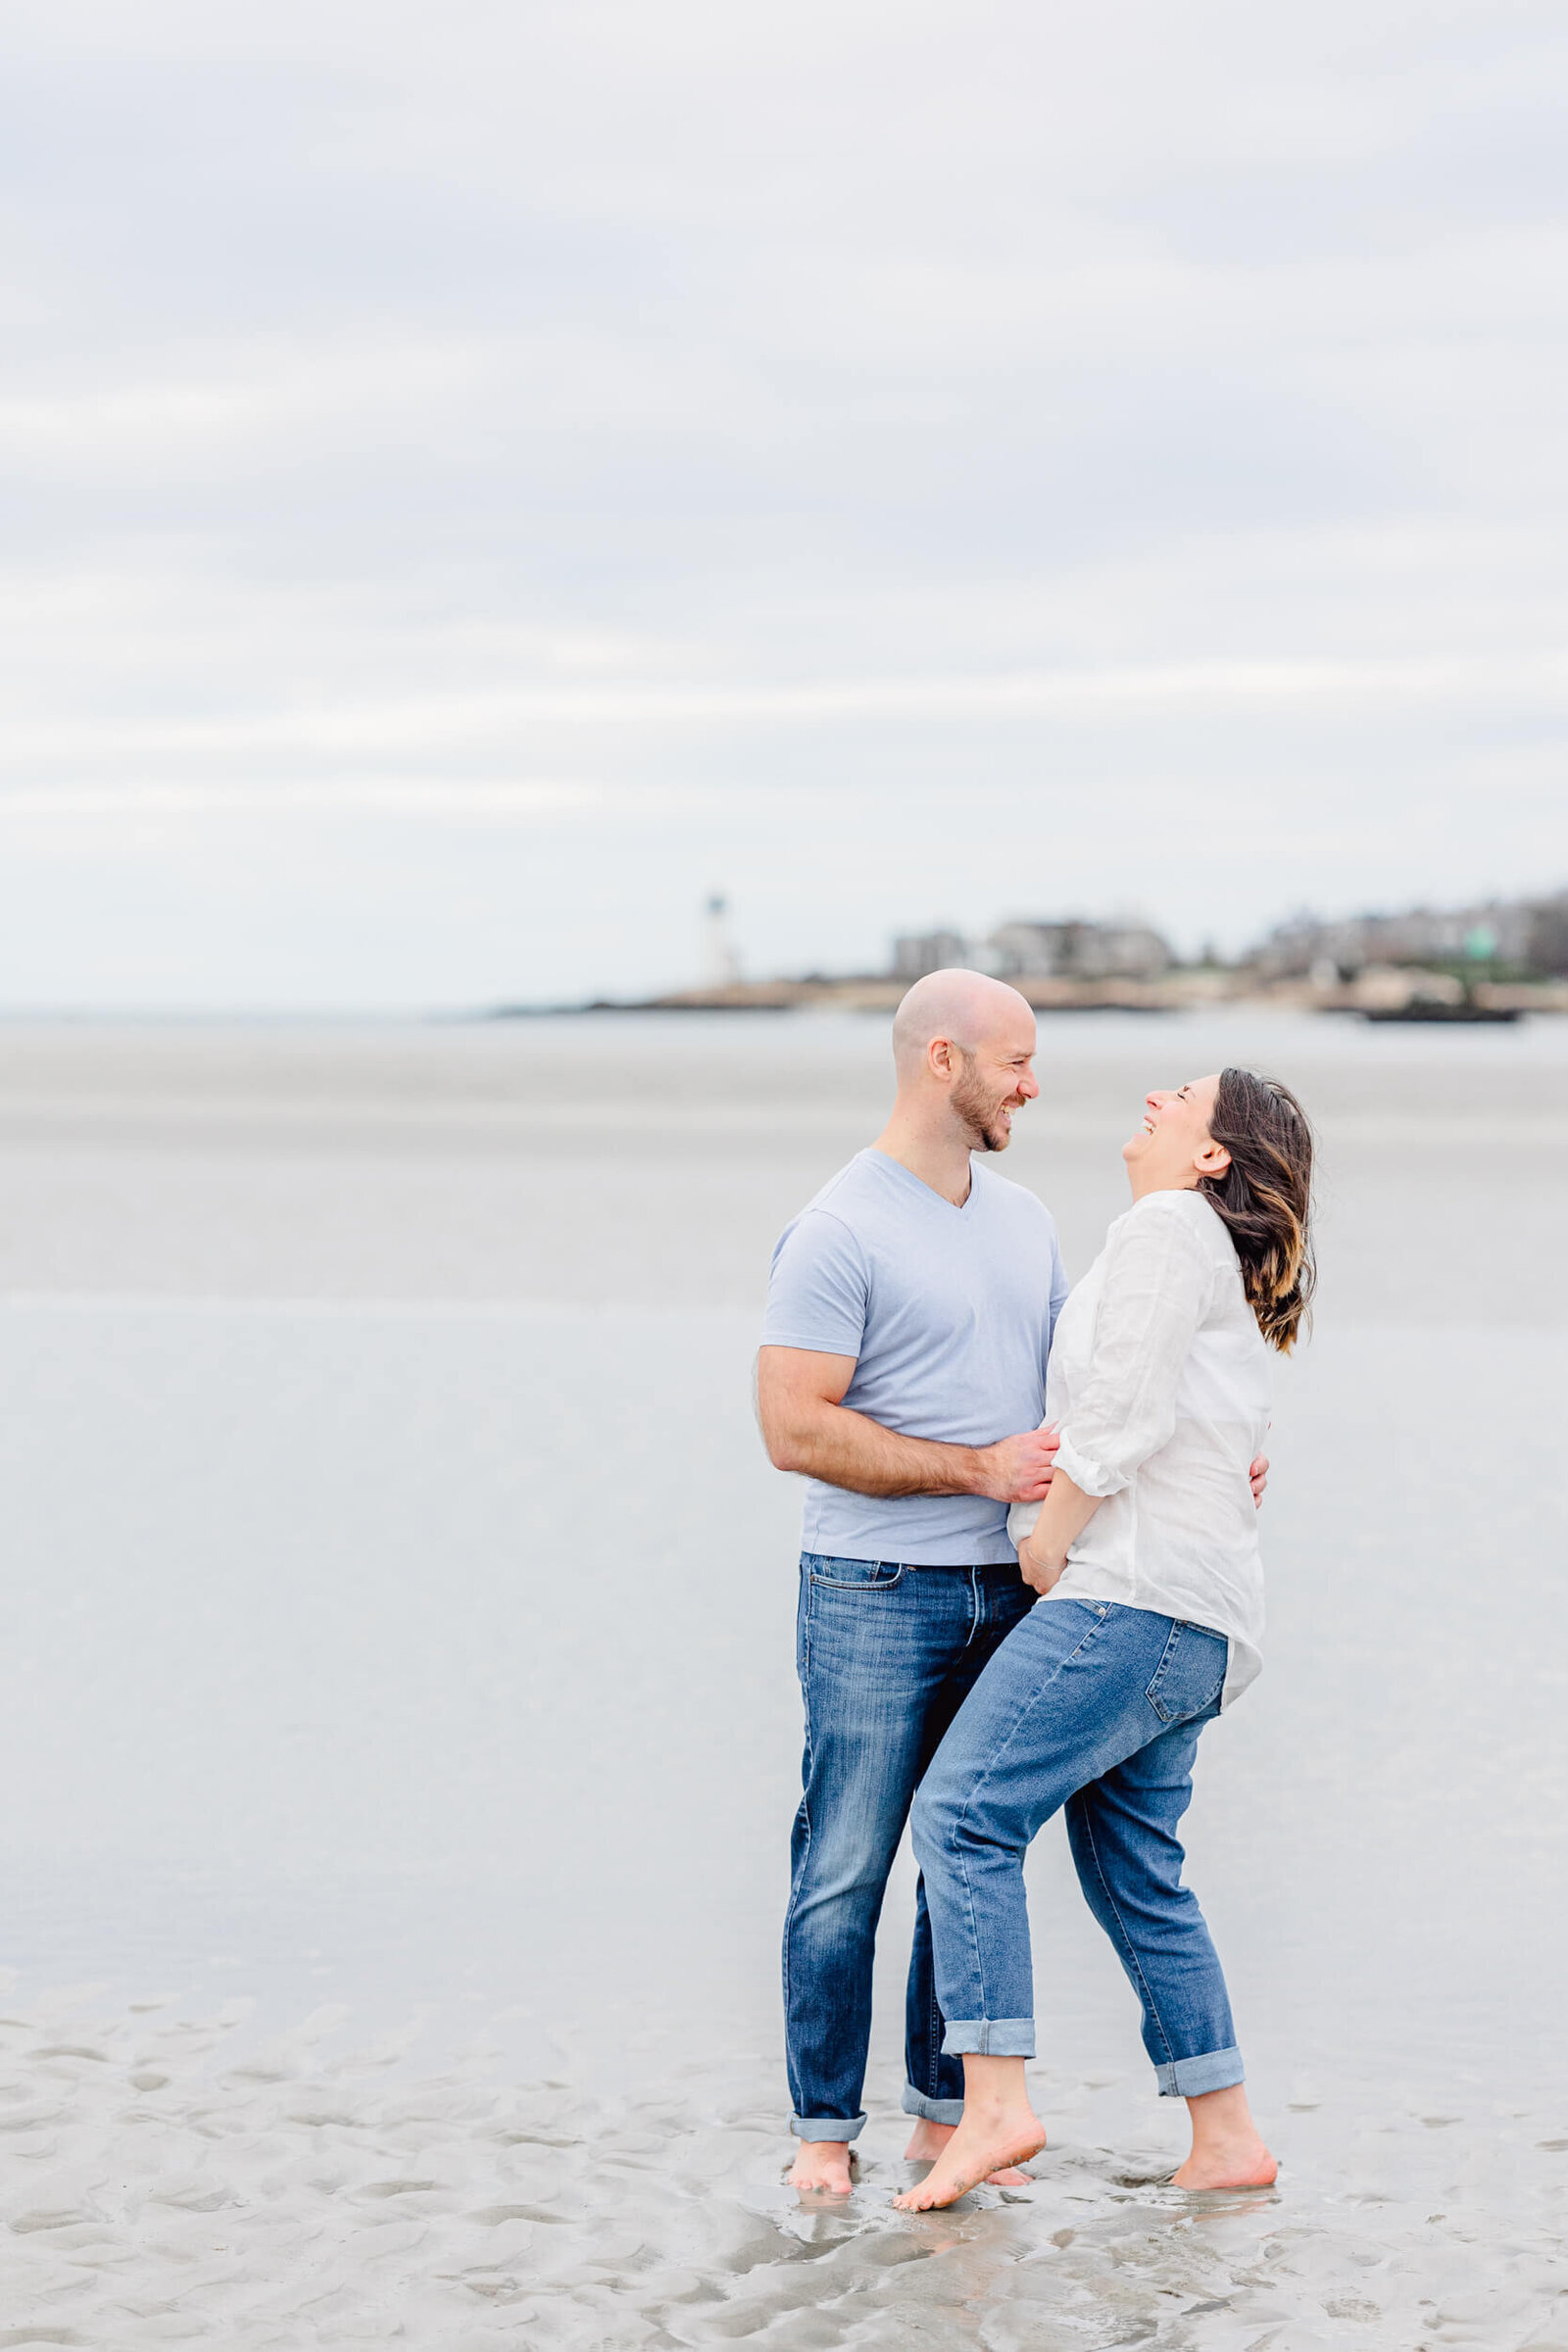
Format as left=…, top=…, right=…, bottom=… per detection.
left=1, top=0, right=1565, bottom=1009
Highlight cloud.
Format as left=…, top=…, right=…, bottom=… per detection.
left=0, top=0, right=1564, bottom=1004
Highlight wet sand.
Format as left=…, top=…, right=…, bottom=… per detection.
left=5, top=1992, right=1568, bottom=2346
left=1, top=1010, right=1565, bottom=2344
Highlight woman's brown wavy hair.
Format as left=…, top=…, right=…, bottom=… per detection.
left=1198, top=1067, right=1316, bottom=1353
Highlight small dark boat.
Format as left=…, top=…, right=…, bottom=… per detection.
left=1361, top=1002, right=1521, bottom=1025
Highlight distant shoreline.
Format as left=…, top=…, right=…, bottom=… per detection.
left=1, top=974, right=1563, bottom=1026
left=490, top=972, right=1568, bottom=1019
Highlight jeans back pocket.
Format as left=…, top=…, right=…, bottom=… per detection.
left=1145, top=1621, right=1228, bottom=1723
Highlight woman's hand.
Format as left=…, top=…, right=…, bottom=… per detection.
left=1017, top=1533, right=1067, bottom=1597
left=1014, top=1458, right=1101, bottom=1595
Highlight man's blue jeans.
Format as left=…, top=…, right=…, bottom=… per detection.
left=911, top=1598, right=1244, bottom=2095
left=784, top=1554, right=1036, bottom=2142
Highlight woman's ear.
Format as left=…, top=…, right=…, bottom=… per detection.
left=1195, top=1139, right=1232, bottom=1178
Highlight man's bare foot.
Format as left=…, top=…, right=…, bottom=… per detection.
left=903, top=2112, right=1038, bottom=2186
left=1172, top=2083, right=1277, bottom=2190
left=893, top=2102, right=1047, bottom=2211
left=1171, top=2134, right=1277, bottom=2190
left=788, top=2139, right=854, bottom=2195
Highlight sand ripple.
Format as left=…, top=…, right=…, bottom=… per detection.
left=1, top=1998, right=1566, bottom=2345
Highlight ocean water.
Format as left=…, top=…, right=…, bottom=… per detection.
left=0, top=1008, right=1565, bottom=2347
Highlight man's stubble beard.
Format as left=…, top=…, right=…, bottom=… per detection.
left=951, top=1060, right=1014, bottom=1155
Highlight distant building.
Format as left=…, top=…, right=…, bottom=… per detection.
left=1528, top=890, right=1568, bottom=974
left=986, top=918, right=1172, bottom=982
left=887, top=891, right=1568, bottom=991
left=1250, top=896, right=1546, bottom=979
left=892, top=928, right=969, bottom=981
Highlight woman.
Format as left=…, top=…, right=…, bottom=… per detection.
left=894, top=1067, right=1314, bottom=2212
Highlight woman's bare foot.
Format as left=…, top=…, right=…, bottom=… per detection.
left=788, top=2139, right=855, bottom=2195
left=903, top=2112, right=1038, bottom=2186
left=1171, top=2082, right=1278, bottom=2190
left=893, top=2060, right=1046, bottom=2211
left=1172, top=2138, right=1277, bottom=2189
left=894, top=2104, right=1046, bottom=2210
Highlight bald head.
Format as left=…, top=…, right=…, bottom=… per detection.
left=891, top=968, right=1034, bottom=1080
left=884, top=968, right=1040, bottom=1159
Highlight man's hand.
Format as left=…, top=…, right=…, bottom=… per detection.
left=973, top=1425, right=1059, bottom=1504
left=1250, top=1453, right=1269, bottom=1509
left=758, top=1348, right=1062, bottom=1503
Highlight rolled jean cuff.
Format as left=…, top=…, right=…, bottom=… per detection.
left=940, top=2017, right=1036, bottom=2058
left=791, top=2110, right=866, bottom=2143
left=1153, top=2046, right=1245, bottom=2099
left=901, top=2084, right=964, bottom=2126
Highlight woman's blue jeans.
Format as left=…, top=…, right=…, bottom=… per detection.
left=784, top=1555, right=1037, bottom=2141
left=911, top=1598, right=1245, bottom=2097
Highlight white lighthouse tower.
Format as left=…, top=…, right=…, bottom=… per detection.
left=702, top=893, right=741, bottom=989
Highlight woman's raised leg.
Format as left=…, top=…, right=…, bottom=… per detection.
left=908, top=1601, right=1147, bottom=2065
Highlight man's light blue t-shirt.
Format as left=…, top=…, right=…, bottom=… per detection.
left=761, top=1149, right=1070, bottom=1566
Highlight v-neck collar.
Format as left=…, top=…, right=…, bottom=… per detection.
left=865, top=1147, right=976, bottom=1214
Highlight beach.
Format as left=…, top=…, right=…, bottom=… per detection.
left=2, top=1007, right=1566, bottom=2345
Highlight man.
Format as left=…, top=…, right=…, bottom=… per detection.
left=759, top=971, right=1267, bottom=2195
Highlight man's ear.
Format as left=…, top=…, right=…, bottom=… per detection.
left=927, top=1036, right=957, bottom=1083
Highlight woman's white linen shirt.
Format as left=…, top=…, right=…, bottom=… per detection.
left=1008, top=1187, right=1272, bottom=1706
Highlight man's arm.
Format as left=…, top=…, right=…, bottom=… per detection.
left=757, top=1346, right=1058, bottom=1505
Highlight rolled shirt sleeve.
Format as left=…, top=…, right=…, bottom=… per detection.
left=1054, top=1194, right=1217, bottom=1498
left=760, top=1210, right=869, bottom=1358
